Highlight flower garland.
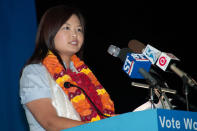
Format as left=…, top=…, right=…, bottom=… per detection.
left=42, top=51, right=115, bottom=122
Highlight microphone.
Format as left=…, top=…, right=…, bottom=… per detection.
left=107, top=41, right=172, bottom=82
left=128, top=40, right=165, bottom=79
left=143, top=44, right=162, bottom=64
left=155, top=52, right=197, bottom=90
left=107, top=44, right=133, bottom=61
left=126, top=40, right=178, bottom=89
left=107, top=39, right=147, bottom=61
left=138, top=68, right=157, bottom=86
left=64, top=82, right=110, bottom=118
left=128, top=39, right=146, bottom=53
left=129, top=41, right=197, bottom=90
left=170, top=64, right=197, bottom=89
left=128, top=41, right=180, bottom=74
left=122, top=53, right=152, bottom=79
left=129, top=40, right=183, bottom=75
left=156, top=52, right=180, bottom=71
left=107, top=42, right=152, bottom=79
left=107, top=40, right=150, bottom=62
left=128, top=39, right=162, bottom=64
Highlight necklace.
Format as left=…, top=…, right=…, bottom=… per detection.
left=43, top=51, right=115, bottom=122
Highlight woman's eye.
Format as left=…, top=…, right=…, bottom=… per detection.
left=77, top=28, right=83, bottom=32
left=63, top=26, right=70, bottom=30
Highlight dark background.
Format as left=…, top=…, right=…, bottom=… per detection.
left=35, top=0, right=197, bottom=113
left=1, top=1, right=196, bottom=130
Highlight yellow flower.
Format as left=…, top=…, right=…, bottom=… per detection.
left=62, top=75, right=71, bottom=81
left=48, top=51, right=53, bottom=55
left=90, top=115, right=101, bottom=122
left=96, top=89, right=106, bottom=95
left=71, top=94, right=85, bottom=103
left=80, top=68, right=91, bottom=75
left=104, top=113, right=111, bottom=117
left=56, top=77, right=63, bottom=84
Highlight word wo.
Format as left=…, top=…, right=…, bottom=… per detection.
left=184, top=118, right=197, bottom=130
left=159, top=116, right=197, bottom=130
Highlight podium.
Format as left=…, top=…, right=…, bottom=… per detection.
left=62, top=109, right=197, bottom=131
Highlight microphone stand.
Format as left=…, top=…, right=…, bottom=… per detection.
left=160, top=90, right=173, bottom=109
left=170, top=64, right=197, bottom=111
left=149, top=85, right=156, bottom=109
left=170, top=64, right=197, bottom=91
left=131, top=82, right=175, bottom=110
left=182, top=76, right=190, bottom=111
left=138, top=68, right=173, bottom=110
left=138, top=68, right=158, bottom=109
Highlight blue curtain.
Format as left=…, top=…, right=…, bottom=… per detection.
left=0, top=0, right=37, bottom=130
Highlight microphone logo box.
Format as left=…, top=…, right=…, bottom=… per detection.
left=143, top=44, right=161, bottom=64
left=122, top=53, right=151, bottom=79
left=156, top=52, right=180, bottom=71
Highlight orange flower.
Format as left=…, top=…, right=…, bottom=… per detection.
left=100, top=93, right=114, bottom=111
left=81, top=109, right=92, bottom=116
left=73, top=99, right=91, bottom=113
left=67, top=87, right=78, bottom=93
left=54, top=67, right=62, bottom=74
left=71, top=55, right=84, bottom=67
left=87, top=73, right=100, bottom=86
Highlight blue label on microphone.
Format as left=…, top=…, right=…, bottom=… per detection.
left=143, top=44, right=161, bottom=64
left=122, top=53, right=151, bottom=79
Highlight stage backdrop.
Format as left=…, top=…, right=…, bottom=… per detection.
left=0, top=0, right=37, bottom=130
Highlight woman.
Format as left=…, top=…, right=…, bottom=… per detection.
left=20, top=5, right=115, bottom=131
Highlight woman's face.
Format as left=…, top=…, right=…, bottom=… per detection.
left=54, top=14, right=84, bottom=57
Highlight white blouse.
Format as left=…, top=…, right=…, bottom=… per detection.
left=20, top=63, right=81, bottom=131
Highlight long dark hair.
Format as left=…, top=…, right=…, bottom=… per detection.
left=24, top=5, right=85, bottom=70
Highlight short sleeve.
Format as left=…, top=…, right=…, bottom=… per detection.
left=19, top=64, right=51, bottom=104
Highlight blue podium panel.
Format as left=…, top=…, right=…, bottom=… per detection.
left=62, top=109, right=197, bottom=131
left=157, top=109, right=197, bottom=131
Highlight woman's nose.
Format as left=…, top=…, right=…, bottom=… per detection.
left=71, top=30, right=77, bottom=37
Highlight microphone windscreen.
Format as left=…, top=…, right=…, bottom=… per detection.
left=118, top=48, right=133, bottom=61
left=128, top=39, right=146, bottom=53
left=107, top=45, right=120, bottom=57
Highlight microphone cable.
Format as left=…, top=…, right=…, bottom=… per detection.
left=64, top=82, right=110, bottom=118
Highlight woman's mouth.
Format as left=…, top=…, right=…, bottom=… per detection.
left=71, top=41, right=77, bottom=45
left=69, top=40, right=78, bottom=45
